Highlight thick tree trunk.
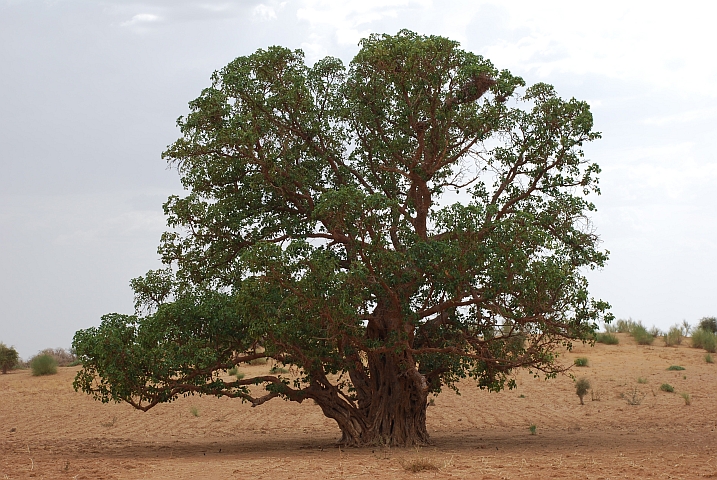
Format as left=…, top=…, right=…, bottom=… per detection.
left=314, top=351, right=430, bottom=447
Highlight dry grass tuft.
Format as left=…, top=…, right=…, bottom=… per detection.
left=401, top=457, right=441, bottom=473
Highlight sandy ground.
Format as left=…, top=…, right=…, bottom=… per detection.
left=2, top=333, right=717, bottom=479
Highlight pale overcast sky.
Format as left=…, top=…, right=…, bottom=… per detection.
left=1, top=0, right=716, bottom=359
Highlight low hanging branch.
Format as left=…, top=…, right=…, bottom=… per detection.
left=73, top=30, right=611, bottom=447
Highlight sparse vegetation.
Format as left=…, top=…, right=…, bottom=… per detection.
left=630, top=323, right=654, bottom=345
left=691, top=328, right=717, bottom=353
left=622, top=387, right=646, bottom=405
left=30, top=354, right=58, bottom=376
left=529, top=424, right=537, bottom=435
left=637, top=377, right=647, bottom=384
left=595, top=332, right=619, bottom=345
left=667, top=365, right=685, bottom=371
left=590, top=388, right=602, bottom=401
left=227, top=366, right=238, bottom=376
left=680, top=392, right=691, bottom=405
left=0, top=343, right=20, bottom=374
left=575, top=377, right=591, bottom=405
left=189, top=406, right=199, bottom=417
left=663, top=325, right=682, bottom=346
left=705, top=354, right=714, bottom=364
left=248, top=357, right=268, bottom=366
left=574, top=357, right=589, bottom=367
left=401, top=457, right=440, bottom=473
left=660, top=383, right=674, bottom=392
left=270, top=366, right=289, bottom=374
left=35, top=348, right=78, bottom=367
left=615, top=319, right=633, bottom=333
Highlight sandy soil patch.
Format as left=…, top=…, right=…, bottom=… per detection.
left=2, top=334, right=716, bottom=479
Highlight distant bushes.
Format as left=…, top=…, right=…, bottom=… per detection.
left=613, top=319, right=655, bottom=345
left=698, top=317, right=717, bottom=333
left=691, top=328, right=717, bottom=353
left=663, top=325, right=682, bottom=347
left=34, top=348, right=79, bottom=367
left=595, top=332, right=619, bottom=345
left=30, top=354, right=58, bottom=376
left=573, top=357, right=589, bottom=367
left=0, top=343, right=20, bottom=374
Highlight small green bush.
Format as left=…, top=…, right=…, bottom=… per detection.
left=660, top=383, right=674, bottom=392
left=663, top=326, right=682, bottom=347
left=615, top=319, right=634, bottom=333
left=698, top=317, right=717, bottom=333
left=249, top=357, right=268, bottom=366
left=227, top=366, right=238, bottom=376
left=529, top=424, right=537, bottom=435
left=596, top=332, right=619, bottom=345
left=667, top=365, right=685, bottom=371
left=189, top=406, right=199, bottom=417
left=573, top=357, right=589, bottom=367
left=691, top=329, right=717, bottom=353
left=630, top=323, right=654, bottom=345
left=0, top=343, right=20, bottom=374
left=680, top=392, right=691, bottom=405
left=30, top=354, right=58, bottom=376
left=705, top=354, right=714, bottom=364
left=575, top=377, right=591, bottom=405
left=637, top=377, right=647, bottom=384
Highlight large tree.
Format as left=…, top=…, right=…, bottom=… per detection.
left=73, top=30, right=610, bottom=446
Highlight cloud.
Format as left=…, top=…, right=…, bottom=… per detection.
left=120, top=13, right=162, bottom=27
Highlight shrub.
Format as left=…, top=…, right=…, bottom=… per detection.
left=691, top=329, right=717, bottom=353
left=36, top=348, right=78, bottom=367
left=270, top=366, right=289, bottom=374
left=529, top=424, right=537, bottom=435
left=603, top=323, right=618, bottom=333
left=667, top=365, right=685, bottom=371
left=663, top=326, right=682, bottom=347
left=615, top=319, right=634, bottom=333
left=575, top=377, right=591, bottom=405
left=637, top=377, right=647, bottom=384
left=401, top=458, right=440, bottom=473
left=189, top=406, right=199, bottom=417
left=0, top=343, right=20, bottom=374
left=248, top=357, right=268, bottom=366
left=680, top=392, right=691, bottom=405
left=630, top=323, right=654, bottom=345
left=705, top=354, right=714, bottom=364
left=622, top=387, right=645, bottom=405
left=30, top=354, right=58, bottom=376
left=698, top=317, right=717, bottom=333
left=681, top=320, right=692, bottom=336
left=573, top=357, right=589, bottom=367
left=595, top=332, right=619, bottom=345
left=660, top=383, right=674, bottom=392
left=227, top=366, right=238, bottom=376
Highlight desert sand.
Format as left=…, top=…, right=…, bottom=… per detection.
left=2, top=333, right=716, bottom=479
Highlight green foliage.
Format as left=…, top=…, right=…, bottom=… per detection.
left=573, top=357, right=589, bottom=367
left=595, top=332, right=618, bottom=345
left=637, top=377, right=647, bottom=384
left=629, top=323, right=654, bottom=345
left=71, top=31, right=611, bottom=445
left=0, top=343, right=20, bottom=374
left=30, top=354, right=58, bottom=376
left=189, top=406, right=199, bottom=417
left=270, top=366, right=289, bottom=374
left=529, top=424, right=537, bottom=435
left=663, top=326, right=682, bottom=347
left=705, top=354, right=714, bottom=364
left=615, top=319, right=633, bottom=333
left=667, top=365, right=685, bottom=371
left=227, top=366, right=238, bottom=376
left=575, top=377, right=590, bottom=404
left=660, top=383, right=674, bottom=392
left=680, top=392, right=691, bottom=405
left=698, top=317, right=717, bottom=333
left=36, top=348, right=78, bottom=367
left=691, top=329, right=717, bottom=353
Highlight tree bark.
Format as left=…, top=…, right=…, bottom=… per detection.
left=314, top=350, right=430, bottom=447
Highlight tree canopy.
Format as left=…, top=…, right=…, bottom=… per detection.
left=73, top=30, right=610, bottom=446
